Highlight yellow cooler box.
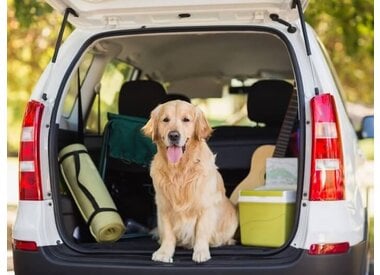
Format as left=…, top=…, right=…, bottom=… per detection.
left=238, top=189, right=296, bottom=247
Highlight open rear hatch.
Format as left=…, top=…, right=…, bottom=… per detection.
left=46, top=0, right=308, bottom=28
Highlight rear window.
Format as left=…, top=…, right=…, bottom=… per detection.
left=85, top=60, right=133, bottom=134
left=62, top=53, right=94, bottom=118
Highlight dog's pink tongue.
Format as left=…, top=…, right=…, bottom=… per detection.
left=167, top=146, right=183, bottom=163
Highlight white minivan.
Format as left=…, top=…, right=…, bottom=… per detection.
left=12, top=0, right=371, bottom=274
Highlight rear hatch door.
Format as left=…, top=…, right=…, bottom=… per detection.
left=46, top=0, right=308, bottom=29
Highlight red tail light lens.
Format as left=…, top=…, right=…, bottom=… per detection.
left=13, top=239, right=38, bottom=251
left=308, top=242, right=349, bottom=255
left=19, top=100, right=44, bottom=201
left=310, top=94, right=344, bottom=201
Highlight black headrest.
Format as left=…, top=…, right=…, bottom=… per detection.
left=247, top=80, right=293, bottom=127
left=163, top=93, right=191, bottom=103
left=118, top=80, right=167, bottom=118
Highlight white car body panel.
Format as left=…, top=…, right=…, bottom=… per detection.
left=303, top=201, right=364, bottom=248
left=13, top=201, right=62, bottom=246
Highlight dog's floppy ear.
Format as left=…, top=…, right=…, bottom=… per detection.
left=194, top=106, right=213, bottom=140
left=142, top=104, right=162, bottom=141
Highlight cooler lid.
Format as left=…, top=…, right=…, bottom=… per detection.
left=239, top=189, right=296, bottom=203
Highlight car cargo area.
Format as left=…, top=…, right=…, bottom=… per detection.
left=53, top=29, right=303, bottom=260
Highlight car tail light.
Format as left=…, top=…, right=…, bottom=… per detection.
left=310, top=94, right=344, bottom=201
left=19, top=100, right=44, bottom=201
left=308, top=242, right=349, bottom=255
left=13, top=239, right=38, bottom=251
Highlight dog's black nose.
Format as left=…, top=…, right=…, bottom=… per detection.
left=168, top=131, right=180, bottom=143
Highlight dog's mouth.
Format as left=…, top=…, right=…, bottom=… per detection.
left=166, top=145, right=186, bottom=164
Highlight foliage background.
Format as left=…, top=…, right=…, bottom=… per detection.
left=7, top=0, right=374, bottom=155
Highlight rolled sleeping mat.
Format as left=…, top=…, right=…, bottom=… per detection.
left=59, top=144, right=126, bottom=243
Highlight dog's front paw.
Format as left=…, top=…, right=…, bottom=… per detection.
left=227, top=238, right=236, bottom=245
left=192, top=248, right=211, bottom=263
left=152, top=249, right=173, bottom=263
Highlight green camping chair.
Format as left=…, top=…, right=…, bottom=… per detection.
left=99, top=113, right=156, bottom=179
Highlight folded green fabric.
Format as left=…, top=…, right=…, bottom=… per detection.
left=103, top=113, right=156, bottom=166
left=59, top=144, right=126, bottom=243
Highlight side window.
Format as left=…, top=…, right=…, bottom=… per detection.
left=85, top=60, right=133, bottom=134
left=62, top=53, right=94, bottom=118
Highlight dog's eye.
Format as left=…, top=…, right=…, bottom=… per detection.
left=163, top=117, right=170, bottom=123
left=182, top=117, right=190, bottom=122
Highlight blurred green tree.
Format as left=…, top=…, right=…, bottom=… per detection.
left=7, top=0, right=68, bottom=155
left=306, top=0, right=374, bottom=104
left=14, top=0, right=52, bottom=28
left=7, top=0, right=374, bottom=155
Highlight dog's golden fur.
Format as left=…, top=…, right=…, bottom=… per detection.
left=142, top=100, right=238, bottom=263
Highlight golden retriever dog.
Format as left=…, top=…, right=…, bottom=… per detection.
left=142, top=100, right=238, bottom=263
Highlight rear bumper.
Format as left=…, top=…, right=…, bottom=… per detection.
left=13, top=241, right=368, bottom=275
